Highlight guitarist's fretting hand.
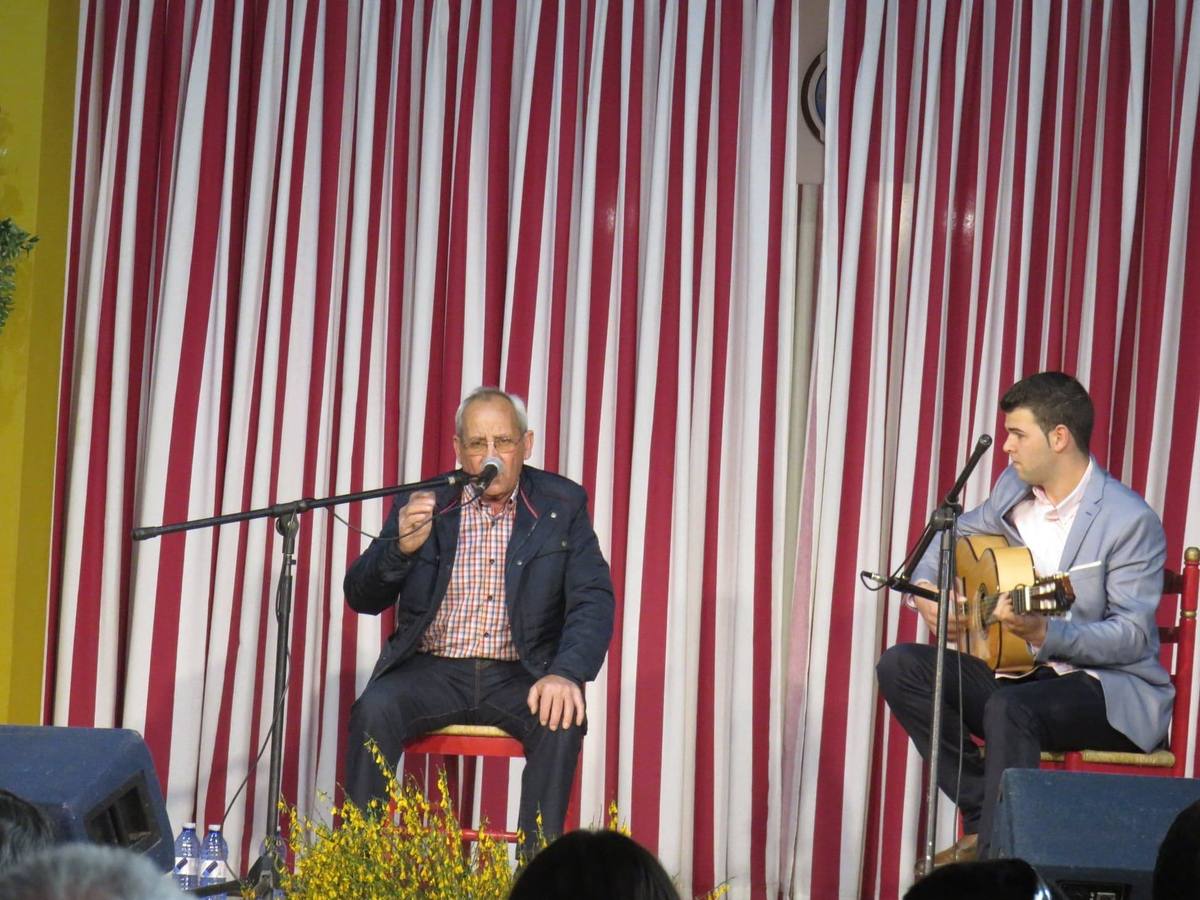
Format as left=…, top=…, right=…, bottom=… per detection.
left=993, top=593, right=1048, bottom=648
left=910, top=580, right=968, bottom=642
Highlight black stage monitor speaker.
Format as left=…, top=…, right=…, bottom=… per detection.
left=0, top=725, right=174, bottom=871
left=990, top=769, right=1200, bottom=900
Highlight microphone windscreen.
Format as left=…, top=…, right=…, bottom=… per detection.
left=478, top=456, right=504, bottom=488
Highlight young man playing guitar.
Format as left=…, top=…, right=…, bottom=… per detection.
left=877, top=372, right=1171, bottom=870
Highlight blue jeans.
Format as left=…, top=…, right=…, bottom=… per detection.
left=346, top=654, right=584, bottom=854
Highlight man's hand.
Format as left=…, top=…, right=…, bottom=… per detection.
left=911, top=580, right=967, bottom=643
left=993, top=592, right=1048, bottom=647
left=396, top=491, right=437, bottom=555
left=527, top=674, right=585, bottom=731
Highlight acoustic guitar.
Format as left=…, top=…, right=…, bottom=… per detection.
left=953, top=535, right=1076, bottom=674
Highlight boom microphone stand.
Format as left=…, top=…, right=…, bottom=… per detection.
left=890, top=435, right=992, bottom=877
left=132, top=472, right=476, bottom=896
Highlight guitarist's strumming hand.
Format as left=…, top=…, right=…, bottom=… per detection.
left=910, top=580, right=968, bottom=643
left=993, top=592, right=1048, bottom=648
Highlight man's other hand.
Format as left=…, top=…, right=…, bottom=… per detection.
left=396, top=491, right=437, bottom=555
left=912, top=580, right=967, bottom=643
left=993, top=592, right=1048, bottom=647
left=527, top=674, right=585, bottom=731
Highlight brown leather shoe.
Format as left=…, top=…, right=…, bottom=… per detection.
left=914, top=833, right=978, bottom=879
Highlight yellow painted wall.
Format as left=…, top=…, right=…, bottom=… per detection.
left=0, top=0, right=78, bottom=724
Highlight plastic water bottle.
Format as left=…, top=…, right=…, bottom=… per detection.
left=199, top=823, right=230, bottom=888
left=172, top=823, right=200, bottom=890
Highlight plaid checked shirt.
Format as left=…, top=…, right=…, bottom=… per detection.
left=419, top=483, right=519, bottom=659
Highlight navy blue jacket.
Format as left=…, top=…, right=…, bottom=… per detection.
left=345, top=466, right=615, bottom=686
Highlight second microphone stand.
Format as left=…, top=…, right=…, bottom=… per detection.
left=893, top=434, right=992, bottom=877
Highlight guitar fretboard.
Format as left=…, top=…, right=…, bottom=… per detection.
left=973, top=579, right=1070, bottom=624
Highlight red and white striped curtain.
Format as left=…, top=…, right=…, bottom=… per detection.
left=788, top=1, right=1200, bottom=897
left=50, top=1, right=801, bottom=896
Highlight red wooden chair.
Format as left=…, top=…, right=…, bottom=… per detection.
left=406, top=724, right=584, bottom=846
left=405, top=724, right=525, bottom=842
left=1040, top=546, right=1199, bottom=777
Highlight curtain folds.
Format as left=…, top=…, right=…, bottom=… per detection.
left=52, top=1, right=800, bottom=896
left=791, top=1, right=1200, bottom=897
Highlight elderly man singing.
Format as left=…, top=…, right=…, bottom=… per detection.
left=344, top=387, right=614, bottom=852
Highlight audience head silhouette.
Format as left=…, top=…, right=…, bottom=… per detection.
left=1154, top=798, right=1200, bottom=900
left=508, top=829, right=682, bottom=900
left=0, top=789, right=54, bottom=875
left=0, top=843, right=182, bottom=900
left=904, top=858, right=1057, bottom=900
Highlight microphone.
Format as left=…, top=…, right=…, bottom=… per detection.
left=475, top=457, right=503, bottom=490
left=861, top=570, right=939, bottom=600
left=943, top=433, right=993, bottom=506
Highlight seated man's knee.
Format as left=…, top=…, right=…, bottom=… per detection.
left=877, top=643, right=923, bottom=693
left=349, top=684, right=404, bottom=742
left=531, top=721, right=584, bottom=757
left=982, top=690, right=1009, bottom=722
left=982, top=690, right=1036, bottom=733
left=876, top=644, right=902, bottom=682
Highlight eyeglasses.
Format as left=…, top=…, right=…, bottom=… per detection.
left=462, top=435, right=520, bottom=454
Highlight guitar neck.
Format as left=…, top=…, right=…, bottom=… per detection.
left=978, top=580, right=1072, bottom=621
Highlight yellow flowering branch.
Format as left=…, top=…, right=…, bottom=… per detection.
left=268, top=741, right=728, bottom=899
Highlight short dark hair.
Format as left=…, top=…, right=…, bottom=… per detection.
left=0, top=789, right=54, bottom=875
left=1154, top=798, right=1200, bottom=899
left=904, top=858, right=1043, bottom=899
left=1000, top=371, right=1094, bottom=452
left=509, top=829, right=681, bottom=900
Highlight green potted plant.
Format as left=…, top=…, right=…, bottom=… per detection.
left=0, top=217, right=38, bottom=334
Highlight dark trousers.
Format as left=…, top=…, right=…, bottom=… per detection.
left=876, top=643, right=1140, bottom=854
left=345, top=654, right=583, bottom=854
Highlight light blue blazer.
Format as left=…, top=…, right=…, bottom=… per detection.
left=914, top=462, right=1172, bottom=753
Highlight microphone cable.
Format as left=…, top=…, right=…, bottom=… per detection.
left=328, top=476, right=487, bottom=543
